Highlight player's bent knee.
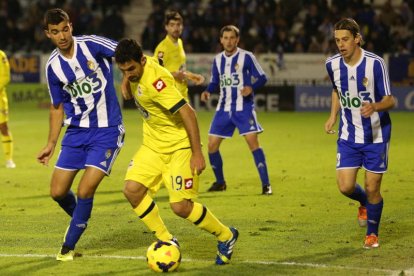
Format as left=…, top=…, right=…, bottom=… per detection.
left=170, top=200, right=193, bottom=218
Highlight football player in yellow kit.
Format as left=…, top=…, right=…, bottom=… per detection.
left=115, top=38, right=238, bottom=265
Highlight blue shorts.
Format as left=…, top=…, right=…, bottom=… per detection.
left=56, top=125, right=125, bottom=175
left=336, top=139, right=389, bottom=173
left=209, top=109, right=263, bottom=138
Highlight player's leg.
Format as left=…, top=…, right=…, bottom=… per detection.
left=336, top=139, right=368, bottom=226
left=50, top=168, right=78, bottom=217
left=361, top=142, right=388, bottom=248
left=207, top=111, right=234, bottom=191
left=124, top=146, right=173, bottom=242
left=167, top=148, right=238, bottom=265
left=207, top=135, right=226, bottom=190
left=57, top=125, right=124, bottom=261
left=235, top=109, right=271, bottom=194
left=243, top=133, right=272, bottom=195
left=0, top=92, right=14, bottom=168
left=59, top=167, right=106, bottom=258
left=363, top=171, right=383, bottom=248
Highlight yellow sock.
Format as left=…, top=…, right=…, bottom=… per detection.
left=1, top=133, right=13, bottom=161
left=133, top=193, right=172, bottom=241
left=186, top=202, right=232, bottom=242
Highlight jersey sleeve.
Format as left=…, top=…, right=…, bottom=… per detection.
left=373, top=58, right=391, bottom=96
left=85, top=35, right=118, bottom=58
left=0, top=51, right=10, bottom=91
left=325, top=59, right=336, bottom=90
left=45, top=64, right=64, bottom=106
left=206, top=57, right=220, bottom=93
left=245, top=53, right=267, bottom=90
left=151, top=73, right=186, bottom=114
left=153, top=42, right=166, bottom=66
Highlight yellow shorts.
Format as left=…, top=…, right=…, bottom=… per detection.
left=125, top=145, right=199, bottom=203
left=0, top=91, right=9, bottom=124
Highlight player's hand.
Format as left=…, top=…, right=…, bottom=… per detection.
left=360, top=102, right=376, bottom=118
left=37, top=145, right=54, bottom=166
left=121, top=76, right=133, bottom=100
left=174, top=71, right=187, bottom=83
left=190, top=152, right=206, bottom=175
left=200, top=91, right=210, bottom=102
left=324, top=117, right=337, bottom=134
left=241, top=86, right=253, bottom=96
left=185, top=71, right=205, bottom=85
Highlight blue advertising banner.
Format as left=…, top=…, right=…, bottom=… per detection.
left=295, top=85, right=414, bottom=111
left=9, top=55, right=41, bottom=83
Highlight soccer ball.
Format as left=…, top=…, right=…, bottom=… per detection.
left=146, top=240, right=181, bottom=272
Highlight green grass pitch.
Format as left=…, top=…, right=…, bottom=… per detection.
left=1, top=106, right=413, bottom=275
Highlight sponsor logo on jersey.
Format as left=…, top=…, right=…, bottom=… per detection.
left=100, top=161, right=107, bottom=167
left=184, top=178, right=193, bottom=189
left=152, top=78, right=167, bottom=92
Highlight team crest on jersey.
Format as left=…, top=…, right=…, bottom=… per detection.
left=234, top=63, right=239, bottom=70
left=87, top=60, right=95, bottom=70
left=152, top=78, right=167, bottom=92
left=184, top=178, right=193, bottom=189
left=157, top=51, right=164, bottom=59
left=105, top=149, right=112, bottom=159
left=362, top=77, right=369, bottom=87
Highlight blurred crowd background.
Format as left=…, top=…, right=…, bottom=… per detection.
left=1, top=0, right=414, bottom=56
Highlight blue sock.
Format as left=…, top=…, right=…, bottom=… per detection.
left=366, top=200, right=383, bottom=236
left=346, top=184, right=367, bottom=206
left=55, top=190, right=77, bottom=217
left=252, top=148, right=269, bottom=186
left=209, top=151, right=225, bottom=184
left=63, top=197, right=94, bottom=250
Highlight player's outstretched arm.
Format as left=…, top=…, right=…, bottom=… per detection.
left=37, top=104, right=64, bottom=166
left=184, top=71, right=205, bottom=85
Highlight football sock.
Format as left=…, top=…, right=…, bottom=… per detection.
left=1, top=133, right=13, bottom=161
left=366, top=199, right=383, bottom=236
left=63, top=197, right=93, bottom=250
left=252, top=148, right=269, bottom=186
left=347, top=183, right=367, bottom=206
left=133, top=193, right=172, bottom=241
left=54, top=190, right=77, bottom=217
left=208, top=151, right=225, bottom=184
left=186, top=202, right=232, bottom=242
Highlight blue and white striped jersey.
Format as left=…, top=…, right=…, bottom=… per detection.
left=45, top=35, right=122, bottom=128
left=326, top=49, right=392, bottom=144
left=206, top=47, right=267, bottom=112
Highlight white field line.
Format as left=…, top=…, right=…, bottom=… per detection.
left=0, top=253, right=409, bottom=274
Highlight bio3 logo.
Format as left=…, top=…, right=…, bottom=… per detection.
left=220, top=73, right=240, bottom=88
left=340, top=91, right=373, bottom=108
left=65, top=71, right=103, bottom=98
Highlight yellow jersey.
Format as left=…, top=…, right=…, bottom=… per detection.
left=129, top=56, right=190, bottom=154
left=0, top=50, right=10, bottom=95
left=153, top=36, right=188, bottom=100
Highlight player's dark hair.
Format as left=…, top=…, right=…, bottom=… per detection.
left=220, top=25, right=240, bottom=37
left=115, top=38, right=143, bottom=64
left=164, top=10, right=183, bottom=25
left=43, top=8, right=70, bottom=30
left=334, top=18, right=365, bottom=46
